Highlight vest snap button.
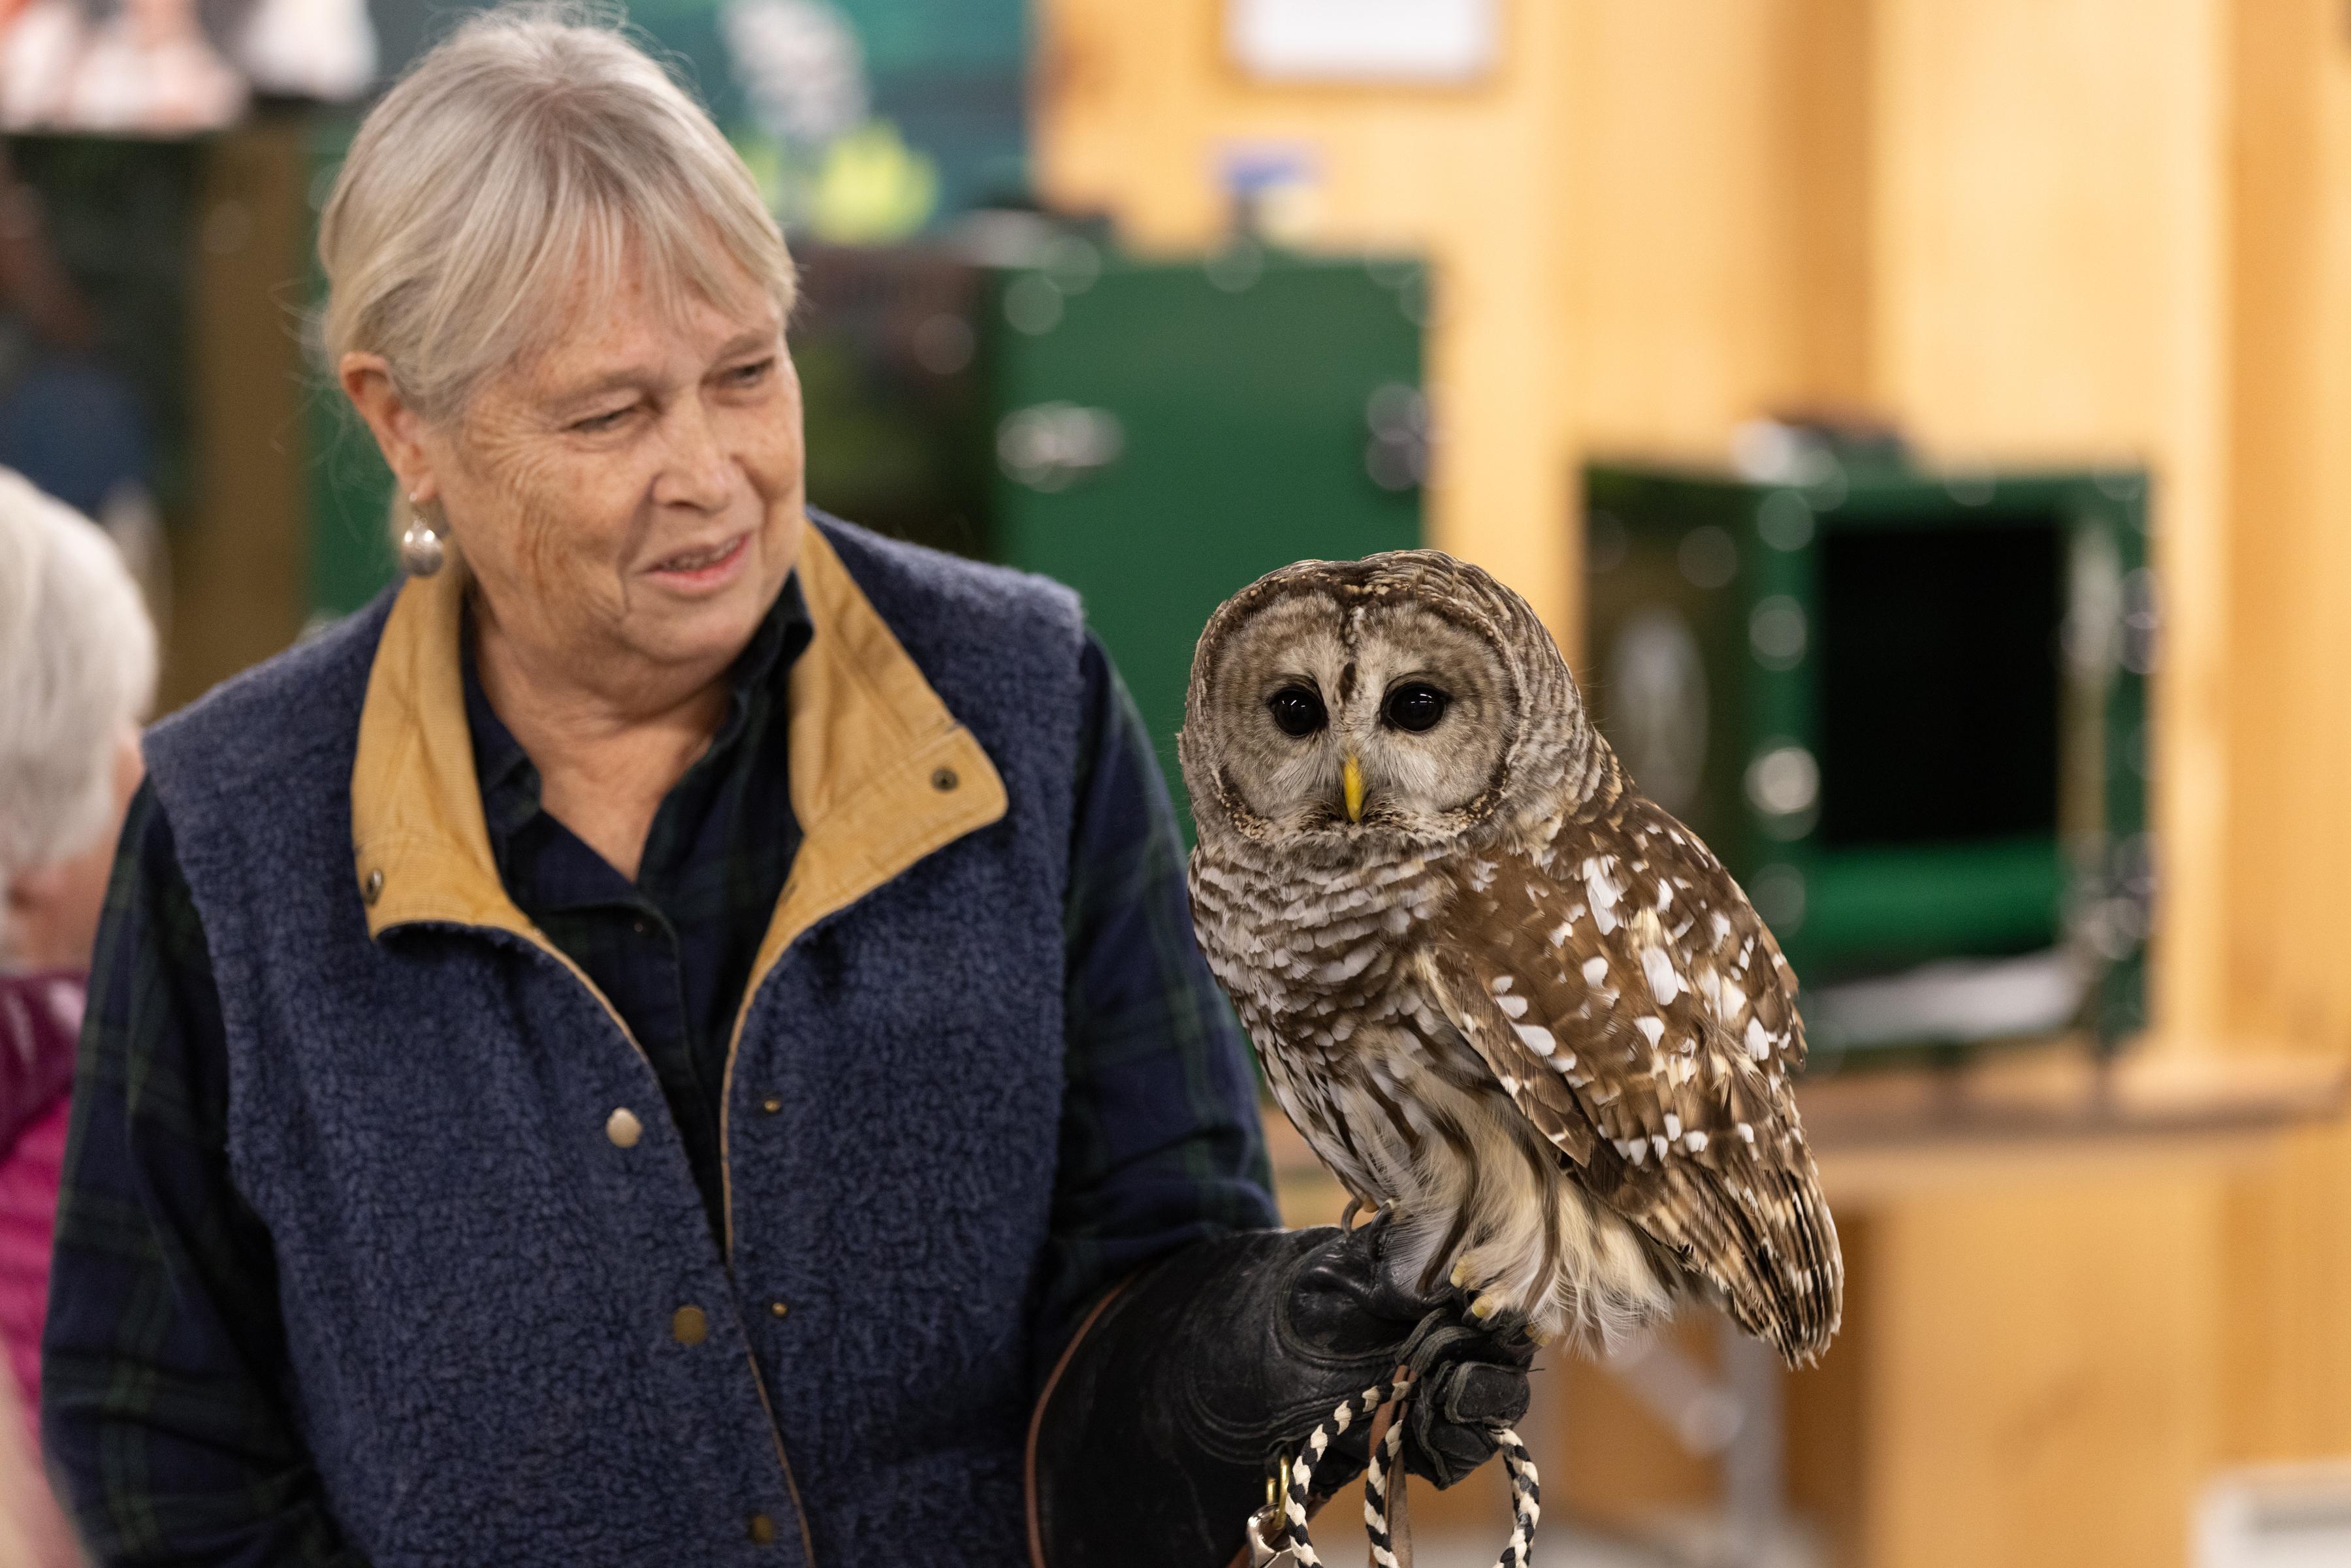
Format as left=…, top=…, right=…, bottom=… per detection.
left=605, top=1108, right=642, bottom=1149
left=671, top=1305, right=708, bottom=1346
left=760, top=1093, right=782, bottom=1115
left=747, top=1512, right=776, bottom=1545
left=362, top=869, right=383, bottom=905
left=931, top=767, right=958, bottom=792
left=769, top=1300, right=789, bottom=1320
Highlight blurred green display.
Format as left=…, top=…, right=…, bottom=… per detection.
left=795, top=234, right=1428, bottom=822
left=1582, top=451, right=2152, bottom=1052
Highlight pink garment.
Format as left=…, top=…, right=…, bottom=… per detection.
left=0, top=1356, right=80, bottom=1568
left=0, top=1100, right=69, bottom=1424
left=0, top=973, right=82, bottom=1442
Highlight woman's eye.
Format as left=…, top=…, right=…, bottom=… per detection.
left=570, top=405, right=634, bottom=434
left=1266, top=686, right=1328, bottom=738
left=723, top=357, right=776, bottom=388
left=1383, top=682, right=1450, bottom=733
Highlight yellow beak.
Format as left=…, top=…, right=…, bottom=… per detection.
left=1342, top=754, right=1366, bottom=823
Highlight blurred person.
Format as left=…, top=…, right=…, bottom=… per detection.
left=0, top=466, right=149, bottom=1568
left=40, top=7, right=1526, bottom=1566
left=63, top=0, right=244, bottom=133
left=0, top=0, right=82, bottom=129
left=0, top=0, right=244, bottom=133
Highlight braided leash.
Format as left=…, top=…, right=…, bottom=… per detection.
left=1360, top=1379, right=1411, bottom=1568
left=1249, top=1368, right=1542, bottom=1568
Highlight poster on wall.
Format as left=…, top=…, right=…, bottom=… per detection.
left=1227, top=0, right=1498, bottom=84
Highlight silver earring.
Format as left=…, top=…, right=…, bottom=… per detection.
left=400, top=492, right=445, bottom=577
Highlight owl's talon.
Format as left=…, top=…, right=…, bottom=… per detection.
left=1449, top=1260, right=1471, bottom=1288
left=1469, top=1294, right=1500, bottom=1321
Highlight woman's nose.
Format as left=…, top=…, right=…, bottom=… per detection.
left=653, top=399, right=735, bottom=511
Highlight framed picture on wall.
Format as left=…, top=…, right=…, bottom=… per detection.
left=1226, top=0, right=1498, bottom=85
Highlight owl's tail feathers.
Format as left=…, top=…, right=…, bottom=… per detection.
left=1725, top=1158, right=1843, bottom=1367
left=1644, top=1151, right=1844, bottom=1368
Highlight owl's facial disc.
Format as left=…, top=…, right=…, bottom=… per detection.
left=1192, top=592, right=1516, bottom=850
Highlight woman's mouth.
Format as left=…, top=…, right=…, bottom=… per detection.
left=647, top=533, right=750, bottom=590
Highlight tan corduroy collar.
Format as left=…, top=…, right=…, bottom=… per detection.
left=349, top=519, right=1008, bottom=985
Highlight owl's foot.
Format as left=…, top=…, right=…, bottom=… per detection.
left=1340, top=1197, right=1383, bottom=1232
left=1447, top=1253, right=1545, bottom=1330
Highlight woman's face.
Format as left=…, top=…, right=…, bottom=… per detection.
left=424, top=253, right=805, bottom=704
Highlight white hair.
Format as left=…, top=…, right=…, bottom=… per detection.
left=314, top=2, right=798, bottom=542
left=0, top=468, right=157, bottom=904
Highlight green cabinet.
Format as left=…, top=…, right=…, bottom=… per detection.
left=797, top=234, right=1427, bottom=818
left=1583, top=452, right=2152, bottom=1052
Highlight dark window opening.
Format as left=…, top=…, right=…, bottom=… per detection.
left=1816, top=518, right=2062, bottom=849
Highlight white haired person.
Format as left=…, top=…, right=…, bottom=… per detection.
left=42, top=9, right=1526, bottom=1567
left=0, top=468, right=151, bottom=1568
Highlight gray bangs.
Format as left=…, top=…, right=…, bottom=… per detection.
left=318, top=3, right=797, bottom=427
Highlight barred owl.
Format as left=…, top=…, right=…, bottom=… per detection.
left=1179, top=551, right=1841, bottom=1362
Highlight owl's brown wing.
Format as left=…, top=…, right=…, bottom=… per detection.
left=1418, top=793, right=1842, bottom=1362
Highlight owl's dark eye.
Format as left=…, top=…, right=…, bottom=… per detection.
left=1266, top=686, right=1328, bottom=737
left=1383, top=681, right=1450, bottom=733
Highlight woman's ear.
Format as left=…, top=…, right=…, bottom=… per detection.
left=340, top=353, right=438, bottom=505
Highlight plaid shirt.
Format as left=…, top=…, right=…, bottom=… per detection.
left=44, top=578, right=1276, bottom=1567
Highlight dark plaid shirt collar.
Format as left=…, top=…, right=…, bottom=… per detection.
left=464, top=571, right=814, bottom=867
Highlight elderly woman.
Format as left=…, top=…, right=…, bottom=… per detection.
left=44, top=10, right=1526, bottom=1567
left=0, top=470, right=151, bottom=1411
left=0, top=467, right=151, bottom=1568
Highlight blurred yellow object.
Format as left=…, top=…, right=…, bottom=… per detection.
left=808, top=121, right=939, bottom=245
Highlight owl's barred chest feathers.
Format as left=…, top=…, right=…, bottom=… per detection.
left=1191, top=842, right=1450, bottom=1046
left=1179, top=548, right=1840, bottom=1361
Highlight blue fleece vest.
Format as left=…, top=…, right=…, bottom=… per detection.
left=140, top=519, right=1083, bottom=1567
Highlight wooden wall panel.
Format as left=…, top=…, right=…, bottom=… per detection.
left=2212, top=0, right=2351, bottom=1474
left=1866, top=0, right=2233, bottom=1043
left=169, top=121, right=310, bottom=714
left=1859, top=1176, right=2224, bottom=1568
left=2217, top=1123, right=2351, bottom=1464
left=1567, top=2, right=1804, bottom=456
left=1767, top=0, right=1876, bottom=411
left=1785, top=1213, right=1871, bottom=1568
left=2220, top=0, right=2351, bottom=1054
left=1567, top=0, right=1873, bottom=460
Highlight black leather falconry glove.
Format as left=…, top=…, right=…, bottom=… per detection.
left=1031, top=1221, right=1535, bottom=1568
